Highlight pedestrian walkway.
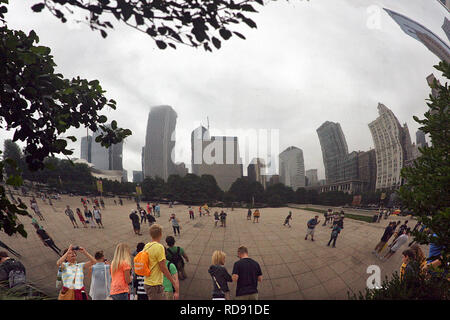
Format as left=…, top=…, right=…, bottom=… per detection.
left=0, top=195, right=424, bottom=299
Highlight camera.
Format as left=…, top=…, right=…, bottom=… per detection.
left=72, top=246, right=80, bottom=251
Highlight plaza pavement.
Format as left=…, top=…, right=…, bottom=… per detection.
left=0, top=195, right=424, bottom=300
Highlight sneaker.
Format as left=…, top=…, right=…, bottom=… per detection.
left=332, top=246, right=336, bottom=248
left=305, top=237, right=307, bottom=240
left=311, top=239, right=314, bottom=242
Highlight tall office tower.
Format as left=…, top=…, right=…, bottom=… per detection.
left=191, top=126, right=209, bottom=176
left=384, top=8, right=450, bottom=63
left=80, top=135, right=92, bottom=163
left=133, top=171, right=144, bottom=183
left=439, top=0, right=450, bottom=10
left=190, top=126, right=243, bottom=191
left=247, top=158, right=266, bottom=189
left=141, top=147, right=145, bottom=177
left=91, top=128, right=110, bottom=170
left=122, top=170, right=128, bottom=182
left=369, top=103, right=411, bottom=190
left=416, top=129, right=428, bottom=148
left=443, top=17, right=450, bottom=42
left=317, top=121, right=349, bottom=184
left=91, top=125, right=124, bottom=170
left=305, top=169, right=319, bottom=186
left=279, top=146, right=305, bottom=191
left=143, top=105, right=178, bottom=181
left=358, top=149, right=377, bottom=192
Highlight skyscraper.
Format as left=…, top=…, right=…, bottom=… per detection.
left=384, top=8, right=450, bottom=63
left=247, top=158, right=266, bottom=189
left=416, top=129, right=428, bottom=148
left=279, top=146, right=305, bottom=191
left=305, top=169, right=319, bottom=186
left=190, top=126, right=243, bottom=191
left=91, top=125, right=123, bottom=171
left=133, top=171, right=143, bottom=183
left=143, top=105, right=178, bottom=181
left=316, top=121, right=349, bottom=184
left=80, top=135, right=92, bottom=163
left=369, top=103, right=412, bottom=190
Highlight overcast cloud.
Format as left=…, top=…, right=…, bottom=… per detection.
left=1, top=0, right=449, bottom=181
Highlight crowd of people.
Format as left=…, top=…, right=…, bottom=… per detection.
left=1, top=191, right=445, bottom=300
left=47, top=223, right=263, bottom=300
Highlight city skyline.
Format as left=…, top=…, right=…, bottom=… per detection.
left=1, top=0, right=448, bottom=181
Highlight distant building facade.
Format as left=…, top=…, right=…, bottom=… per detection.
left=369, top=103, right=413, bottom=190
left=357, top=149, right=377, bottom=193
left=316, top=121, right=349, bottom=184
left=190, top=126, right=243, bottom=191
left=91, top=124, right=123, bottom=171
left=305, top=169, right=319, bottom=186
left=143, top=105, right=178, bottom=181
left=279, top=146, right=305, bottom=191
left=133, top=170, right=143, bottom=183
left=80, top=136, right=92, bottom=163
left=416, top=129, right=428, bottom=148
left=247, top=158, right=266, bottom=189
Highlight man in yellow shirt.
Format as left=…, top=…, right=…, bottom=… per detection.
left=143, top=224, right=178, bottom=300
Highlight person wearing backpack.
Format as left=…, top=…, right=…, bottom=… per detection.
left=208, top=250, right=232, bottom=300
left=132, top=243, right=148, bottom=300
left=327, top=224, right=342, bottom=248
left=140, top=224, right=178, bottom=300
left=163, top=249, right=179, bottom=300
left=0, top=251, right=26, bottom=292
left=165, top=236, right=189, bottom=280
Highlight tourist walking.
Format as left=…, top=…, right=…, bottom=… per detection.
left=140, top=209, right=147, bottom=224
left=232, top=246, right=262, bottom=300
left=214, top=211, right=220, bottom=227
left=169, top=214, right=181, bottom=236
left=220, top=210, right=227, bottom=227
left=155, top=203, right=161, bottom=217
left=142, top=224, right=178, bottom=300
left=392, top=221, right=409, bottom=242
left=64, top=205, right=79, bottom=228
left=188, top=206, right=194, bottom=220
left=109, top=243, right=132, bottom=300
left=129, top=210, right=142, bottom=236
left=56, top=245, right=96, bottom=300
left=100, top=198, right=105, bottom=209
left=93, top=206, right=104, bottom=228
left=163, top=250, right=179, bottom=300
left=208, top=250, right=232, bottom=300
left=373, top=222, right=395, bottom=255
left=84, top=207, right=96, bottom=228
left=199, top=205, right=203, bottom=217
left=305, top=215, right=320, bottom=241
left=88, top=251, right=111, bottom=300
left=382, top=229, right=410, bottom=261
left=323, top=209, right=330, bottom=226
left=166, top=236, right=189, bottom=280
left=283, top=211, right=293, bottom=227
left=327, top=224, right=342, bottom=248
left=30, top=199, right=44, bottom=221
left=253, top=209, right=260, bottom=223
left=247, top=209, right=252, bottom=221
left=76, top=208, right=88, bottom=228
left=34, top=224, right=62, bottom=257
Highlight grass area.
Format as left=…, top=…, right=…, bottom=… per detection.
left=300, top=207, right=373, bottom=223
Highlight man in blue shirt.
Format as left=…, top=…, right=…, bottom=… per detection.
left=305, top=215, right=320, bottom=241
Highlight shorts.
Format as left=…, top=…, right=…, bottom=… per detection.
left=95, top=218, right=101, bottom=223
left=69, top=216, right=76, bottom=222
left=306, top=228, right=315, bottom=236
left=235, top=293, right=258, bottom=300
left=164, top=291, right=174, bottom=300
left=144, top=285, right=165, bottom=300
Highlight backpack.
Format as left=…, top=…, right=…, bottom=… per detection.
left=3, top=260, right=26, bottom=288
left=167, top=247, right=184, bottom=267
left=134, top=244, right=155, bottom=277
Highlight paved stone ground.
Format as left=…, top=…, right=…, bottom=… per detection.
left=0, top=195, right=424, bottom=300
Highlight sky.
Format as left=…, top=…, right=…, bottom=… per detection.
left=1, top=0, right=449, bottom=181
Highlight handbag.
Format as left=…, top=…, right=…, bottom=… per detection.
left=211, top=275, right=226, bottom=300
left=58, top=264, right=77, bottom=300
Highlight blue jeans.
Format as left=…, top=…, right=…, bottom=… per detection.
left=110, top=292, right=128, bottom=300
